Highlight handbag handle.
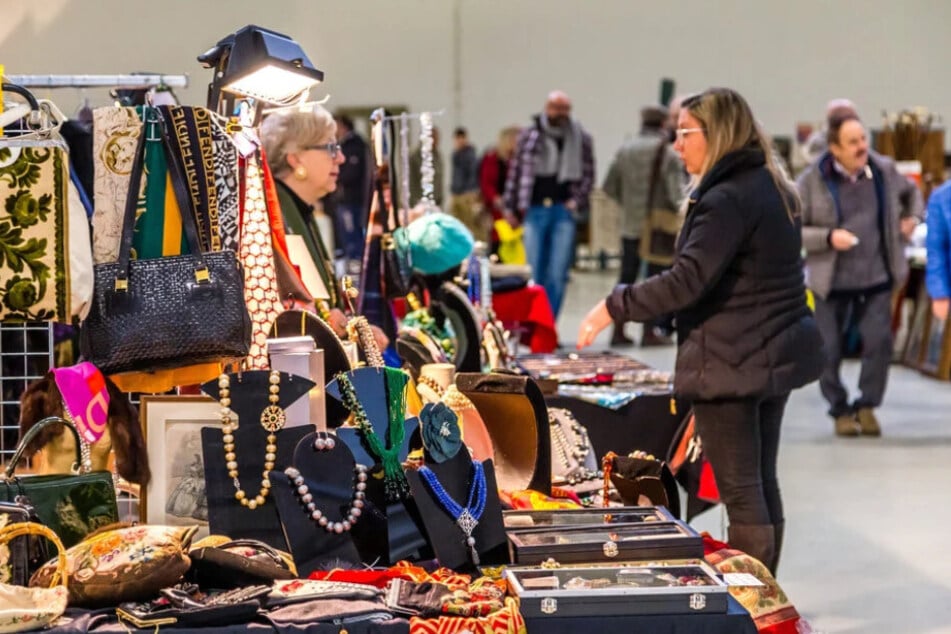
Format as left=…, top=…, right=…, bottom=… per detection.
left=4, top=416, right=87, bottom=479
left=216, top=539, right=298, bottom=575
left=112, top=107, right=211, bottom=292
left=0, top=522, right=68, bottom=589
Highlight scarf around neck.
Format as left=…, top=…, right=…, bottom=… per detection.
left=535, top=114, right=583, bottom=184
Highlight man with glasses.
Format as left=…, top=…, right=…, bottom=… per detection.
left=797, top=108, right=923, bottom=437
left=602, top=105, right=685, bottom=346
left=504, top=90, right=595, bottom=321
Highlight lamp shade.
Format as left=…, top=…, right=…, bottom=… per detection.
left=200, top=25, right=324, bottom=108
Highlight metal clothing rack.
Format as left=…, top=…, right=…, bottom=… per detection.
left=0, top=73, right=189, bottom=463
left=3, top=74, right=189, bottom=89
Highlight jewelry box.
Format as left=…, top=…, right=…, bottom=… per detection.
left=505, top=560, right=727, bottom=618
left=503, top=506, right=676, bottom=530
left=506, top=521, right=703, bottom=565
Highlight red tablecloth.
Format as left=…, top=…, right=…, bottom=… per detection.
left=492, top=284, right=558, bottom=353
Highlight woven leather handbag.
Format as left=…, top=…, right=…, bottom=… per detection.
left=0, top=522, right=68, bottom=633
left=79, top=107, right=250, bottom=375
left=0, top=417, right=117, bottom=548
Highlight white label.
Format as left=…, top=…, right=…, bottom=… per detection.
left=723, top=572, right=765, bottom=587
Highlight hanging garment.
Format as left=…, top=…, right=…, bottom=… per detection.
left=0, top=105, right=92, bottom=322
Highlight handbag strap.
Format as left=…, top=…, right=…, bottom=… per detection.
left=217, top=539, right=296, bottom=574
left=4, top=416, right=85, bottom=479
left=645, top=139, right=668, bottom=211
left=0, top=522, right=67, bottom=589
left=113, top=107, right=211, bottom=290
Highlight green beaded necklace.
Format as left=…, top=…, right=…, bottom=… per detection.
left=336, top=368, right=410, bottom=502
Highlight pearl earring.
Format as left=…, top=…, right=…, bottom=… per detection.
left=294, top=165, right=308, bottom=180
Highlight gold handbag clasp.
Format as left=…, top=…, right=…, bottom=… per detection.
left=114, top=277, right=129, bottom=292
left=194, top=267, right=210, bottom=284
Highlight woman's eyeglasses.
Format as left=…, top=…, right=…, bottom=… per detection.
left=675, top=128, right=704, bottom=141
left=303, top=143, right=342, bottom=158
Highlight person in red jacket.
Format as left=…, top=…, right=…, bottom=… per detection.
left=479, top=126, right=519, bottom=254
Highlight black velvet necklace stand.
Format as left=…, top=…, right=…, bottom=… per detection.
left=405, top=449, right=508, bottom=572
left=199, top=370, right=315, bottom=549
left=268, top=431, right=362, bottom=576
left=325, top=367, right=427, bottom=564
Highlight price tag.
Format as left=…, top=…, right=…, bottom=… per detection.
left=723, top=572, right=765, bottom=587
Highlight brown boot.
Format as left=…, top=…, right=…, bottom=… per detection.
left=834, top=414, right=860, bottom=437
left=610, top=323, right=634, bottom=346
left=856, top=408, right=882, bottom=436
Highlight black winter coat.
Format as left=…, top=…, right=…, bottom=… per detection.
left=606, top=147, right=823, bottom=401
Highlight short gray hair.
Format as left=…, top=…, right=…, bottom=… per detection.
left=260, top=105, right=336, bottom=177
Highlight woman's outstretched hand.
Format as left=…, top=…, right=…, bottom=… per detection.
left=577, top=299, right=612, bottom=349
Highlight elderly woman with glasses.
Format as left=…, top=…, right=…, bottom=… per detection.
left=577, top=88, right=823, bottom=575
left=262, top=106, right=388, bottom=351
left=261, top=105, right=346, bottom=313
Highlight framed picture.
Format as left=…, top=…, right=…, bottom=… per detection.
left=140, top=395, right=220, bottom=536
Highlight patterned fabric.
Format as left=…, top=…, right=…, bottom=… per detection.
left=0, top=584, right=68, bottom=634
left=213, top=129, right=240, bottom=253
left=503, top=116, right=594, bottom=213
left=92, top=107, right=141, bottom=264
left=240, top=154, right=283, bottom=367
left=703, top=535, right=801, bottom=633
left=500, top=489, right=582, bottom=510
left=0, top=140, right=70, bottom=321
left=30, top=524, right=198, bottom=608
left=158, top=106, right=221, bottom=252
left=409, top=596, right=525, bottom=634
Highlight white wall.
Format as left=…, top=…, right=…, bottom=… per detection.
left=2, top=0, right=949, bottom=183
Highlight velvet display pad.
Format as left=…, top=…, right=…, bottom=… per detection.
left=405, top=451, right=507, bottom=572
left=268, top=434, right=362, bottom=576
left=269, top=309, right=353, bottom=428
left=455, top=372, right=552, bottom=494
left=200, top=371, right=314, bottom=549
left=326, top=368, right=420, bottom=468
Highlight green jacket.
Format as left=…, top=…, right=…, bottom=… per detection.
left=274, top=180, right=343, bottom=309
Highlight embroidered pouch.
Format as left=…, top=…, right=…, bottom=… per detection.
left=30, top=524, right=198, bottom=608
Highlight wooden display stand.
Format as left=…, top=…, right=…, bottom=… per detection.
left=872, top=128, right=945, bottom=199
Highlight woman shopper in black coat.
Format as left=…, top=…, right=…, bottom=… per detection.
left=578, top=88, right=823, bottom=574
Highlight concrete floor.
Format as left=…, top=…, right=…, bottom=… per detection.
left=552, top=269, right=951, bottom=634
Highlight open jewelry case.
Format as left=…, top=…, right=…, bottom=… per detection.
left=505, top=559, right=727, bottom=618
left=506, top=521, right=703, bottom=564
left=503, top=506, right=676, bottom=529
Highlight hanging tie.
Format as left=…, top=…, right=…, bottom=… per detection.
left=239, top=153, right=284, bottom=368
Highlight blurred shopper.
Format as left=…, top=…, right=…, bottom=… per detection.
left=504, top=90, right=594, bottom=318
left=332, top=113, right=371, bottom=265
left=602, top=105, right=685, bottom=346
left=926, top=180, right=951, bottom=321
left=798, top=110, right=922, bottom=437
left=449, top=126, right=483, bottom=237
left=479, top=126, right=520, bottom=255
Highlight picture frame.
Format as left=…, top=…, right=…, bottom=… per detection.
left=140, top=395, right=220, bottom=536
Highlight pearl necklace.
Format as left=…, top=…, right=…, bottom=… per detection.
left=219, top=370, right=285, bottom=510
left=284, top=465, right=368, bottom=533
left=417, top=460, right=487, bottom=565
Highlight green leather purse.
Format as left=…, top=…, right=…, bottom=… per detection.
left=0, top=416, right=118, bottom=548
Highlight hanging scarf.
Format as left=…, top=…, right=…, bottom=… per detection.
left=158, top=105, right=221, bottom=252
left=50, top=362, right=109, bottom=444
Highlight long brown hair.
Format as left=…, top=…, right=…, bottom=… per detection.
left=681, top=88, right=800, bottom=221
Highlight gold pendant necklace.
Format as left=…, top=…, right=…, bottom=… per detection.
left=219, top=370, right=286, bottom=510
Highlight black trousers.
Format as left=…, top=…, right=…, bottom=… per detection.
left=692, top=393, right=789, bottom=526
left=617, top=237, right=669, bottom=330
left=813, top=290, right=893, bottom=417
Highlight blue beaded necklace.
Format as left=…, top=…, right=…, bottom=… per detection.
left=418, top=460, right=487, bottom=565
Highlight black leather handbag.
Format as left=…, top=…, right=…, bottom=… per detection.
left=79, top=108, right=250, bottom=375
left=0, top=416, right=118, bottom=548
